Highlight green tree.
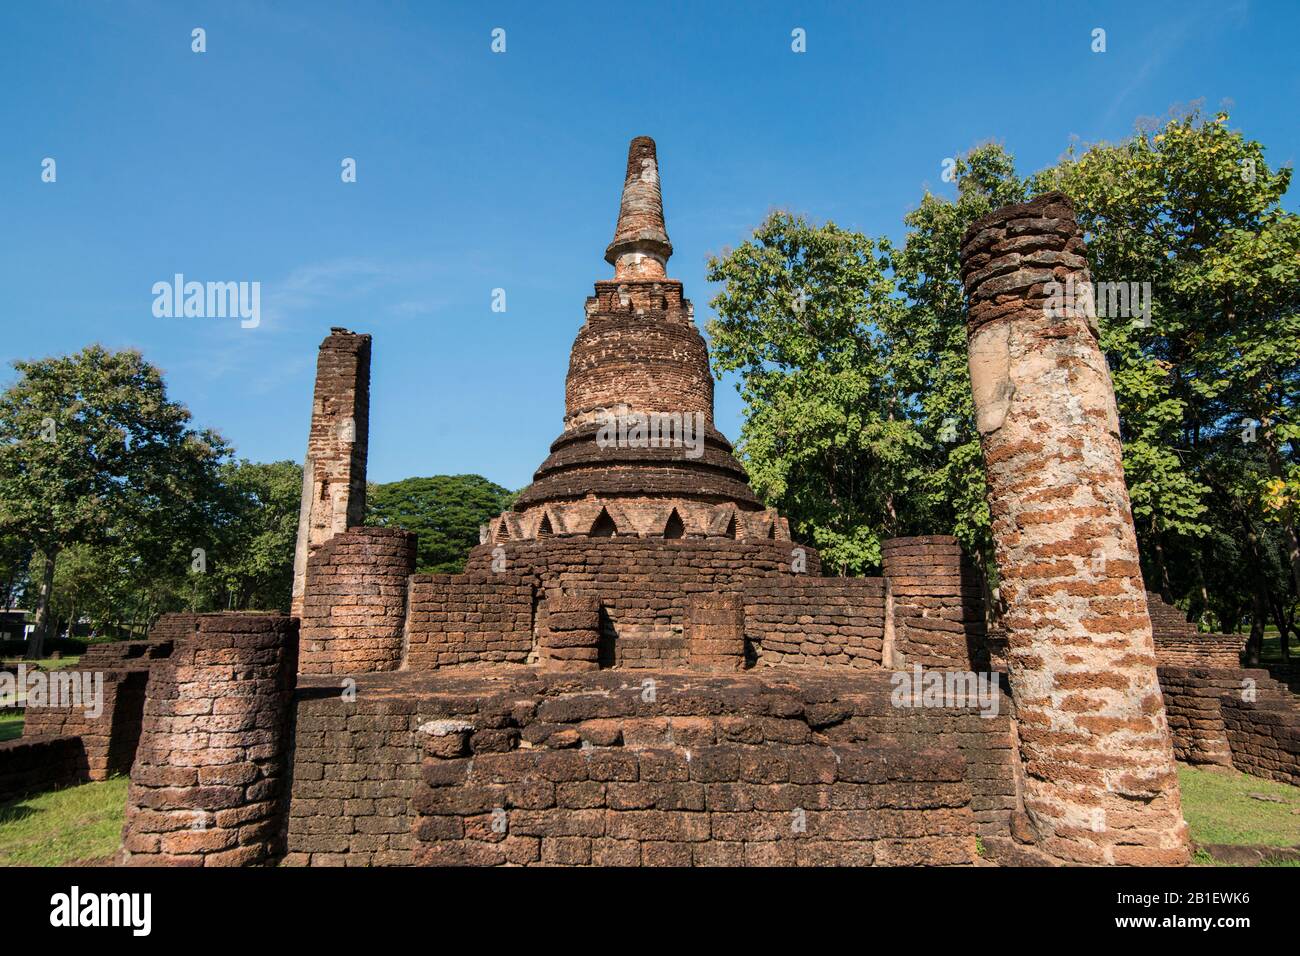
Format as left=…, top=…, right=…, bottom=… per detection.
left=705, top=149, right=1027, bottom=574
left=883, top=143, right=1029, bottom=558
left=1034, top=109, right=1299, bottom=644
left=366, top=474, right=515, bottom=573
left=0, top=534, right=31, bottom=610
left=710, top=110, right=1297, bottom=654
left=706, top=213, right=915, bottom=574
left=210, top=459, right=302, bottom=611
left=0, top=346, right=229, bottom=657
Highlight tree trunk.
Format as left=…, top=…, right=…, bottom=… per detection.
left=26, top=547, right=58, bottom=660
left=1191, top=556, right=1210, bottom=629
left=1267, top=588, right=1291, bottom=665
left=1223, top=602, right=1241, bottom=637
left=1150, top=517, right=1173, bottom=602
left=1245, top=586, right=1265, bottom=667
left=1264, top=438, right=1300, bottom=598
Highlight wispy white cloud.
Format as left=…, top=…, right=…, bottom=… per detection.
left=1099, top=0, right=1251, bottom=130
left=170, top=256, right=455, bottom=395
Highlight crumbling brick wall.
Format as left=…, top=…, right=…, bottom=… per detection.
left=1146, top=592, right=1196, bottom=638
left=119, top=613, right=299, bottom=866
left=687, top=594, right=745, bottom=672
left=1155, top=635, right=1245, bottom=669
left=148, top=612, right=200, bottom=643
left=1145, top=592, right=1244, bottom=668
left=460, top=538, right=817, bottom=663
left=282, top=668, right=1015, bottom=866
left=21, top=669, right=149, bottom=780
left=959, top=192, right=1188, bottom=865
left=1157, top=667, right=1238, bottom=767
left=403, top=572, right=534, bottom=669
left=539, top=594, right=601, bottom=670
left=743, top=577, right=886, bottom=668
left=1158, top=666, right=1300, bottom=785
left=281, top=689, right=421, bottom=866
left=0, top=736, right=85, bottom=803
left=19, top=639, right=174, bottom=782
left=1221, top=674, right=1300, bottom=786
left=883, top=536, right=989, bottom=671
left=300, top=526, right=416, bottom=675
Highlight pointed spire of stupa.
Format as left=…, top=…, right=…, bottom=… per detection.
left=605, top=136, right=673, bottom=279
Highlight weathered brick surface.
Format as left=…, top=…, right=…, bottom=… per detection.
left=743, top=577, right=886, bottom=669
left=1157, top=667, right=1240, bottom=767
left=0, top=735, right=84, bottom=803
left=291, top=329, right=371, bottom=617
left=883, top=536, right=990, bottom=671
left=300, top=526, right=416, bottom=674
left=283, top=668, right=1015, bottom=866
left=539, top=595, right=601, bottom=671
left=404, top=572, right=534, bottom=669
left=1146, top=592, right=1244, bottom=667
left=147, top=612, right=201, bottom=643
left=19, top=638, right=173, bottom=782
left=459, top=538, right=819, bottom=669
left=1158, top=666, right=1300, bottom=785
left=606, top=135, right=673, bottom=281
left=960, top=193, right=1189, bottom=865
left=22, top=669, right=149, bottom=780
left=119, top=613, right=298, bottom=866
left=1155, top=634, right=1245, bottom=669
left=687, top=595, right=744, bottom=672
left=1222, top=679, right=1300, bottom=786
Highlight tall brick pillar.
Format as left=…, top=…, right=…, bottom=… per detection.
left=958, top=193, right=1188, bottom=865
left=119, top=613, right=298, bottom=866
left=291, top=328, right=371, bottom=618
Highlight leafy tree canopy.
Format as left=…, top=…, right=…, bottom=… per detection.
left=367, top=474, right=516, bottom=573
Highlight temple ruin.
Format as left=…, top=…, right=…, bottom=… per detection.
left=4, top=135, right=1295, bottom=866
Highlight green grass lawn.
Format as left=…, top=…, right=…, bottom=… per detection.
left=1179, top=764, right=1300, bottom=852
left=0, top=776, right=128, bottom=866
left=0, top=656, right=83, bottom=671
left=0, top=710, right=21, bottom=742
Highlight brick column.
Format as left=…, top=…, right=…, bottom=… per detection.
left=119, top=613, right=298, bottom=866
left=688, top=594, right=745, bottom=672
left=882, top=536, right=988, bottom=671
left=958, top=192, right=1188, bottom=865
left=300, top=526, right=417, bottom=675
left=538, top=595, right=601, bottom=671
left=291, top=328, right=371, bottom=617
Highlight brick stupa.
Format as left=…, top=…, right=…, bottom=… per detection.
left=487, top=136, right=784, bottom=546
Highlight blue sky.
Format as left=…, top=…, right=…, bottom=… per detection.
left=3, top=0, right=1296, bottom=490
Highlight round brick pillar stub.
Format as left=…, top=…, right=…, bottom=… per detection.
left=958, top=193, right=1188, bottom=866
left=300, top=526, right=417, bottom=674
left=119, top=612, right=298, bottom=867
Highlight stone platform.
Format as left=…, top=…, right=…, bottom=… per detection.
left=282, top=666, right=1018, bottom=867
